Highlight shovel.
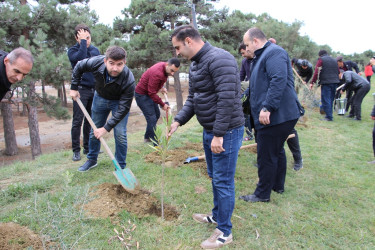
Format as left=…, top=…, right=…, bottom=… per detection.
left=76, top=97, right=140, bottom=194
left=184, top=133, right=295, bottom=164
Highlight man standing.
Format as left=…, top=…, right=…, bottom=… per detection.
left=0, top=48, right=33, bottom=100
left=70, top=46, right=135, bottom=172
left=239, top=27, right=301, bottom=203
left=68, top=24, right=100, bottom=161
left=135, top=58, right=180, bottom=143
left=169, top=25, right=244, bottom=249
left=238, top=42, right=254, bottom=141
left=310, top=50, right=340, bottom=121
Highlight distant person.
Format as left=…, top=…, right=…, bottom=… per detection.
left=336, top=56, right=361, bottom=112
left=310, top=50, right=340, bottom=121
left=68, top=24, right=100, bottom=162
left=135, top=59, right=179, bottom=143
left=291, top=58, right=313, bottom=84
left=0, top=48, right=33, bottom=100
left=70, top=46, right=135, bottom=172
left=365, top=62, right=373, bottom=83
left=336, top=56, right=360, bottom=73
left=369, top=56, right=375, bottom=164
left=339, top=71, right=370, bottom=120
left=238, top=42, right=254, bottom=141
left=239, top=28, right=301, bottom=203
left=169, top=25, right=244, bottom=249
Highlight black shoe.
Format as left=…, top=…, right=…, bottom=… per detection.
left=272, top=189, right=284, bottom=194
left=353, top=117, right=361, bottom=121
left=83, top=149, right=89, bottom=155
left=345, top=115, right=354, bottom=118
left=320, top=118, right=333, bottom=121
left=239, top=194, right=270, bottom=203
left=72, top=151, right=81, bottom=161
left=293, top=160, right=303, bottom=171
left=78, top=160, right=97, bottom=172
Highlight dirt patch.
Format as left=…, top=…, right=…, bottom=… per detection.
left=0, top=222, right=52, bottom=250
left=144, top=142, right=209, bottom=175
left=83, top=183, right=180, bottom=221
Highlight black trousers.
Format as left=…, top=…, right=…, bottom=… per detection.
left=254, top=119, right=298, bottom=199
left=71, top=87, right=94, bottom=153
left=286, top=128, right=302, bottom=163
left=351, top=85, right=370, bottom=120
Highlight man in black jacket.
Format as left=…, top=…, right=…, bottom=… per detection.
left=70, top=46, right=135, bottom=172
left=0, top=48, right=33, bottom=101
left=169, top=25, right=244, bottom=249
left=291, top=58, right=313, bottom=84
left=311, top=50, right=340, bottom=121
left=68, top=24, right=100, bottom=161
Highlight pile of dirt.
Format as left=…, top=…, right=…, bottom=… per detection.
left=0, top=222, right=51, bottom=250
left=144, top=142, right=209, bottom=174
left=83, top=183, right=180, bottom=221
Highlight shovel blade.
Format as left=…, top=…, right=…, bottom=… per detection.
left=112, top=159, right=140, bottom=194
left=113, top=169, right=140, bottom=194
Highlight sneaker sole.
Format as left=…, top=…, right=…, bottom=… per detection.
left=78, top=163, right=98, bottom=172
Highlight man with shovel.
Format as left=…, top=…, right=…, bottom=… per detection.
left=135, top=58, right=180, bottom=143
left=70, top=46, right=135, bottom=172
left=169, top=25, right=244, bottom=249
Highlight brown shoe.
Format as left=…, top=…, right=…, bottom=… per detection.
left=201, top=228, right=233, bottom=249
left=192, top=213, right=217, bottom=224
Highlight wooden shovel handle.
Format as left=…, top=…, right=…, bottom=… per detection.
left=75, top=97, right=115, bottom=161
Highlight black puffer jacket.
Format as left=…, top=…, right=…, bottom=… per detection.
left=175, top=42, right=244, bottom=137
left=71, top=55, right=135, bottom=132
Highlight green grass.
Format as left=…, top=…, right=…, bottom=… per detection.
left=1, top=82, right=375, bottom=249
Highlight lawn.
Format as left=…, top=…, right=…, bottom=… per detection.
left=1, top=81, right=375, bottom=249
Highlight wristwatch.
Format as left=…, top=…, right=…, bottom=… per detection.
left=261, top=107, right=269, bottom=112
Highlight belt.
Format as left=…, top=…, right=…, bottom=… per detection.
left=78, top=85, right=95, bottom=90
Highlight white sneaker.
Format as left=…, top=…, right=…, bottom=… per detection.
left=201, top=228, right=233, bottom=249
left=192, top=213, right=217, bottom=224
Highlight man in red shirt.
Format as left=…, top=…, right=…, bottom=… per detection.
left=135, top=58, right=180, bottom=142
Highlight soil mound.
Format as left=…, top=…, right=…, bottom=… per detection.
left=83, top=183, right=180, bottom=221
left=0, top=222, right=49, bottom=250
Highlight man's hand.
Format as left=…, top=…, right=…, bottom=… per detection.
left=259, top=110, right=270, bottom=125
left=94, top=127, right=108, bottom=139
left=70, top=90, right=80, bottom=101
left=372, top=116, right=375, bottom=121
left=168, top=121, right=180, bottom=137
left=310, top=83, right=314, bottom=90
left=76, top=29, right=90, bottom=43
left=162, top=103, right=169, bottom=111
left=211, top=136, right=225, bottom=154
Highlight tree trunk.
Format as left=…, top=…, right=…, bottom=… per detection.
left=173, top=71, right=183, bottom=112
left=1, top=92, right=18, bottom=156
left=165, top=78, right=169, bottom=91
left=26, top=81, right=41, bottom=159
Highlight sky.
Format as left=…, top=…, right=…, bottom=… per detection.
left=89, top=0, right=374, bottom=55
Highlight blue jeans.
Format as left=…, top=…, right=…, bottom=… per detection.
left=321, top=83, right=336, bottom=120
left=203, top=126, right=244, bottom=236
left=134, top=92, right=160, bottom=141
left=87, top=92, right=129, bottom=168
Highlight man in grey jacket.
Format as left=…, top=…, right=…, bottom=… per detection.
left=169, top=25, right=244, bottom=249
left=339, top=71, right=370, bottom=120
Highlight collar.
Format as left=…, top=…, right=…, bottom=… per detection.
left=254, top=41, right=271, bottom=58
left=191, top=42, right=212, bottom=63
left=0, top=56, right=12, bottom=90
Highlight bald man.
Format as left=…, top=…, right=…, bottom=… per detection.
left=0, top=48, right=33, bottom=100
